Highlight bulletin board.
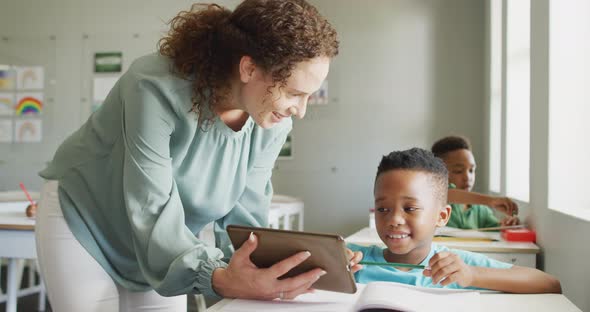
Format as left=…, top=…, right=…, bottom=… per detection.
left=0, top=35, right=57, bottom=145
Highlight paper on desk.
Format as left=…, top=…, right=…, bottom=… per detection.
left=0, top=201, right=35, bottom=227
left=435, top=227, right=500, bottom=241
left=219, top=287, right=361, bottom=312
left=355, top=281, right=480, bottom=312
left=218, top=283, right=481, bottom=312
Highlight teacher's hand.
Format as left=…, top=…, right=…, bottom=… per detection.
left=212, top=232, right=326, bottom=300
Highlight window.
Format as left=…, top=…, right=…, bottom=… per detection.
left=504, top=0, right=530, bottom=202
left=487, top=0, right=530, bottom=202
left=548, top=0, right=590, bottom=221
left=488, top=0, right=502, bottom=193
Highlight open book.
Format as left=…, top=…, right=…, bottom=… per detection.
left=217, top=281, right=480, bottom=312
left=434, top=226, right=501, bottom=241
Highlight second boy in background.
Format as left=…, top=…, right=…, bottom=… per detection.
left=432, top=136, right=519, bottom=229
left=349, top=148, right=560, bottom=293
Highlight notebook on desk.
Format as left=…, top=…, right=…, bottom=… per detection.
left=434, top=226, right=500, bottom=242
left=217, top=282, right=481, bottom=312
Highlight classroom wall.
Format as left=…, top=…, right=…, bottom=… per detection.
left=0, top=0, right=238, bottom=190
left=0, top=0, right=487, bottom=234
left=530, top=1, right=589, bottom=310
left=272, top=0, right=487, bottom=235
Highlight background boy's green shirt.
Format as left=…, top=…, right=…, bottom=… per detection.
left=39, top=53, right=292, bottom=298
left=447, top=184, right=499, bottom=229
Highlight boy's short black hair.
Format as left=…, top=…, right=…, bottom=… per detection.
left=376, top=148, right=448, bottom=205
left=431, top=136, right=471, bottom=158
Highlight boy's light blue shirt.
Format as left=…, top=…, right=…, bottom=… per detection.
left=348, top=243, right=512, bottom=290
left=39, top=53, right=291, bottom=298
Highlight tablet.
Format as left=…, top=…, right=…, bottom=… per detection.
left=227, top=225, right=357, bottom=294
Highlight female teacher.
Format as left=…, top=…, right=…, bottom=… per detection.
left=35, top=0, right=361, bottom=310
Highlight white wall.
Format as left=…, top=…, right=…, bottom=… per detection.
left=0, top=0, right=486, bottom=235
left=273, top=0, right=486, bottom=235
left=0, top=0, right=238, bottom=190
left=530, top=1, right=590, bottom=310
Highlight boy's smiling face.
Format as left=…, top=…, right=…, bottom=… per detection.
left=374, top=170, right=451, bottom=264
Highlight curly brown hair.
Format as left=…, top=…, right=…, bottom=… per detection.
left=158, top=0, right=339, bottom=126
left=431, top=136, right=472, bottom=158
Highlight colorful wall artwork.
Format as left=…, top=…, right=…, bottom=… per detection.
left=14, top=119, right=42, bottom=142
left=0, top=92, right=14, bottom=116
left=15, top=92, right=43, bottom=116
left=0, top=67, right=16, bottom=91
left=16, top=66, right=44, bottom=90
left=0, top=65, right=45, bottom=143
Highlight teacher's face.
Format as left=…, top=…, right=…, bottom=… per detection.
left=238, top=56, right=330, bottom=129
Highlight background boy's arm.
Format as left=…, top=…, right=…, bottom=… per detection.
left=470, top=265, right=561, bottom=294
left=448, top=188, right=518, bottom=216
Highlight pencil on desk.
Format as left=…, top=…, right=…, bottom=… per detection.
left=359, top=261, right=426, bottom=269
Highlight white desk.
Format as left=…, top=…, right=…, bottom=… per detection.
left=0, top=200, right=45, bottom=312
left=198, top=194, right=304, bottom=246
left=207, top=290, right=581, bottom=311
left=267, top=195, right=304, bottom=231
left=346, top=227, right=540, bottom=268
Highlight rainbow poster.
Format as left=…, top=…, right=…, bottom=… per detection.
left=0, top=119, right=12, bottom=143
left=15, top=92, right=43, bottom=116
left=0, top=67, right=15, bottom=91
left=16, top=66, right=44, bottom=90
left=0, top=92, right=14, bottom=116
left=15, top=119, right=42, bottom=143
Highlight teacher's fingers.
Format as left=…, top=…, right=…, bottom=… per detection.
left=232, top=232, right=259, bottom=264
left=268, top=251, right=312, bottom=278
left=274, top=267, right=326, bottom=294
left=276, top=270, right=325, bottom=300
left=279, top=281, right=316, bottom=300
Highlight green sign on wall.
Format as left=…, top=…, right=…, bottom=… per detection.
left=94, top=52, right=122, bottom=73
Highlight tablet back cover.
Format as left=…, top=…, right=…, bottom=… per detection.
left=227, top=225, right=357, bottom=294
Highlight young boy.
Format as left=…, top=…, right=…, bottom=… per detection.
left=432, top=136, right=519, bottom=229
left=349, top=148, right=561, bottom=293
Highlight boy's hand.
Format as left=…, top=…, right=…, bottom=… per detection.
left=25, top=203, right=38, bottom=218
left=346, top=249, right=363, bottom=273
left=488, top=196, right=518, bottom=216
left=424, top=252, right=474, bottom=287
left=500, top=216, right=520, bottom=226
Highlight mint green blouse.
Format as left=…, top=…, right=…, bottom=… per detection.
left=39, top=53, right=292, bottom=298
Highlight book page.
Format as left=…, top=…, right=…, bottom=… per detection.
left=219, top=286, right=363, bottom=312
left=354, top=282, right=480, bottom=312
left=435, top=226, right=500, bottom=241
